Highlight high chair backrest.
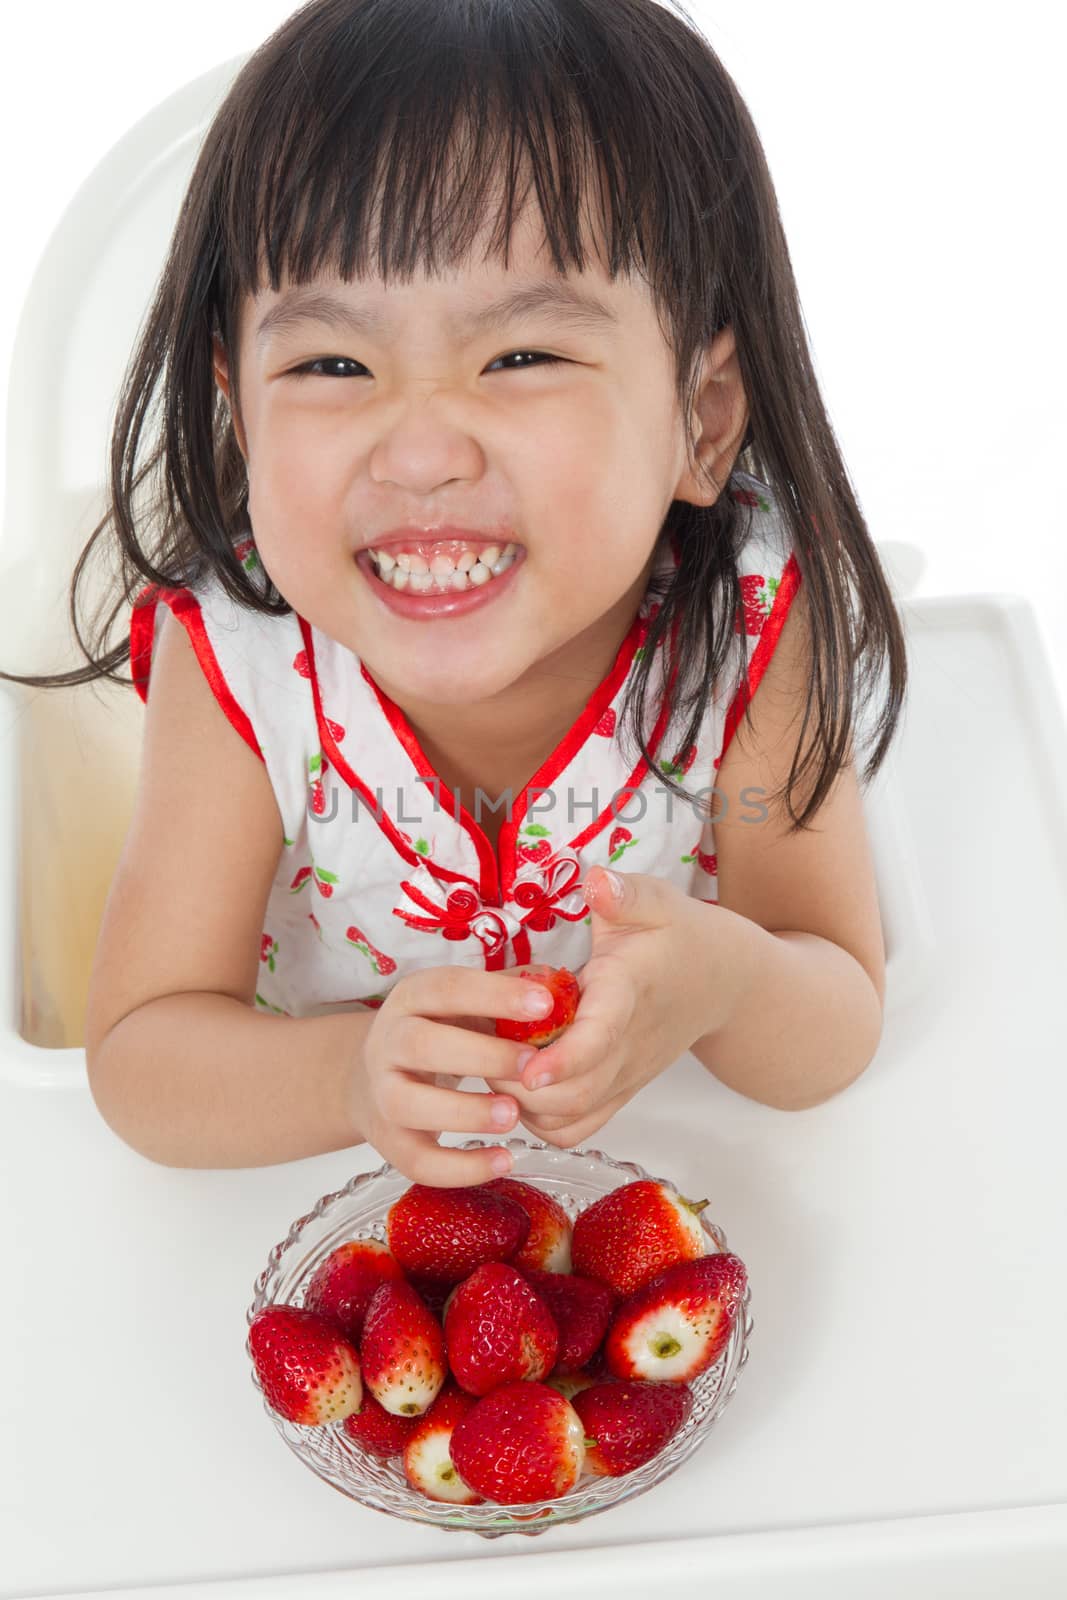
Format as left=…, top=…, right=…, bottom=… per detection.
left=0, top=60, right=245, bottom=1050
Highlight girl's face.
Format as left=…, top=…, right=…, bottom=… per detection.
left=215, top=195, right=744, bottom=714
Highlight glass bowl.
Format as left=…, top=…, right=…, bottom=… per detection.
left=246, top=1137, right=753, bottom=1538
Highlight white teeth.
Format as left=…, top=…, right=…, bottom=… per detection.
left=369, top=541, right=521, bottom=596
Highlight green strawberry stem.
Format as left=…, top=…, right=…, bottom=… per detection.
left=682, top=1195, right=711, bottom=1214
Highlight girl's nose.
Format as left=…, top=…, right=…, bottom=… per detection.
left=368, top=402, right=487, bottom=495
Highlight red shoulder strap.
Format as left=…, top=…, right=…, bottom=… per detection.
left=130, top=584, right=264, bottom=763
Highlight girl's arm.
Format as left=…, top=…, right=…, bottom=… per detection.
left=694, top=581, right=887, bottom=1109
left=84, top=606, right=370, bottom=1167
left=687, top=907, right=885, bottom=1111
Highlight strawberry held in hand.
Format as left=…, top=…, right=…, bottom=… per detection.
left=248, top=1304, right=362, bottom=1426
left=571, top=1178, right=711, bottom=1297
left=605, top=1252, right=748, bottom=1383
left=449, top=1381, right=588, bottom=1504
left=495, top=964, right=580, bottom=1048
left=444, top=1261, right=559, bottom=1395
left=386, top=1182, right=529, bottom=1284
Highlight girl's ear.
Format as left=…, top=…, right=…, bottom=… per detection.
left=212, top=335, right=249, bottom=461
left=675, top=323, right=749, bottom=506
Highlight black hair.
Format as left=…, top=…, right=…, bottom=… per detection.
left=1, top=0, right=907, bottom=834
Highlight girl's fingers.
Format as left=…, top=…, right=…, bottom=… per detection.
left=519, top=956, right=632, bottom=1092
left=391, top=1013, right=538, bottom=1081
left=383, top=1070, right=519, bottom=1138
left=394, top=966, right=555, bottom=1032
left=385, top=1127, right=514, bottom=1187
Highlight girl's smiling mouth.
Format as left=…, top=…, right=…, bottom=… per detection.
left=369, top=539, right=521, bottom=593
left=355, top=543, right=525, bottom=621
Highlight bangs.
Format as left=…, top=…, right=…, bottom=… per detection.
left=214, top=0, right=724, bottom=336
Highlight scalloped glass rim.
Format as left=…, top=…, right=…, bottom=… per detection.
left=246, top=1137, right=753, bottom=1539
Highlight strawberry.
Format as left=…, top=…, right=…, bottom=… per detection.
left=735, top=573, right=778, bottom=635
left=729, top=486, right=764, bottom=509
left=572, top=1380, right=693, bottom=1475
left=594, top=707, right=617, bottom=737
left=571, top=1178, right=711, bottom=1297
left=484, top=1177, right=573, bottom=1272
left=345, top=924, right=398, bottom=977
left=405, top=1273, right=453, bottom=1320
left=681, top=842, right=718, bottom=875
left=303, top=1238, right=405, bottom=1344
left=658, top=744, right=697, bottom=780
left=521, top=1268, right=614, bottom=1375
left=604, top=1252, right=747, bottom=1383
left=403, top=1380, right=483, bottom=1504
left=248, top=1304, right=362, bottom=1426
left=608, top=826, right=639, bottom=864
left=386, top=1183, right=530, bottom=1284
left=544, top=1371, right=597, bottom=1402
left=495, top=964, right=580, bottom=1047
left=359, top=1280, right=446, bottom=1416
left=341, top=1390, right=421, bottom=1458
left=518, top=838, right=553, bottom=866
left=293, top=649, right=311, bottom=678
left=444, top=1261, right=559, bottom=1395
left=449, top=1382, right=587, bottom=1504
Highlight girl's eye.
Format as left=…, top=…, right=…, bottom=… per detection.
left=486, top=351, right=564, bottom=373
left=289, top=351, right=564, bottom=379
left=292, top=357, right=367, bottom=378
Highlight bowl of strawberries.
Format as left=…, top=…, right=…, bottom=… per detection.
left=246, top=1138, right=752, bottom=1536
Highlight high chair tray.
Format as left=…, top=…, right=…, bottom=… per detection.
left=2, top=588, right=1066, bottom=1598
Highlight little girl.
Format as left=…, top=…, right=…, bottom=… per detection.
left=2, top=0, right=906, bottom=1185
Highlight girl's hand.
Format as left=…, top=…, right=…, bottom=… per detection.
left=354, top=965, right=556, bottom=1186
left=485, top=867, right=739, bottom=1148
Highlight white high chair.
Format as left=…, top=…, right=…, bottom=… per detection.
left=2, top=57, right=1066, bottom=1600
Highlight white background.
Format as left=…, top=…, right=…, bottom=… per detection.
left=1, top=0, right=1065, bottom=694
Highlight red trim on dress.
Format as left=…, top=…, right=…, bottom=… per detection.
left=301, top=605, right=653, bottom=909
left=495, top=611, right=648, bottom=899
left=296, top=616, right=475, bottom=888
left=718, top=553, right=803, bottom=765
left=129, top=584, right=264, bottom=763
left=360, top=661, right=501, bottom=898
left=567, top=607, right=682, bottom=857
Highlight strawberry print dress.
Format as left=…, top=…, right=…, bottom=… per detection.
left=129, top=471, right=802, bottom=1018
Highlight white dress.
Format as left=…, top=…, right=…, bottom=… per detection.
left=130, top=471, right=801, bottom=1018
